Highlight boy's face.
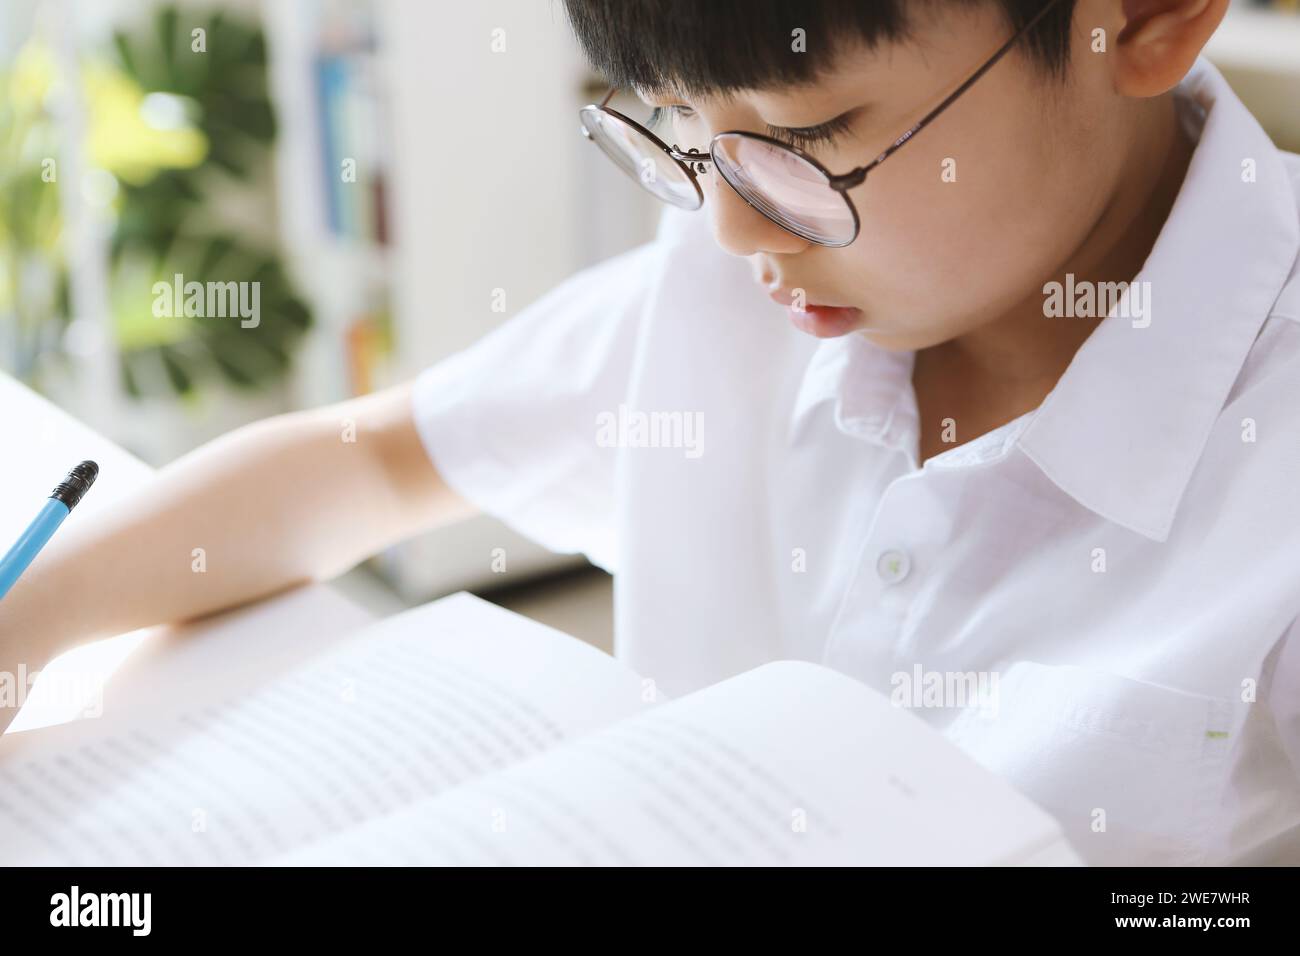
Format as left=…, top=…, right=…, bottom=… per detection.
left=641, top=0, right=1132, bottom=350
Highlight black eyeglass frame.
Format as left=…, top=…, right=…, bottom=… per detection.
left=579, top=0, right=1063, bottom=247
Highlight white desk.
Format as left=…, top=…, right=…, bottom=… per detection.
left=0, top=373, right=374, bottom=745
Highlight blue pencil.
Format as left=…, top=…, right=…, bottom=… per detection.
left=0, top=461, right=99, bottom=601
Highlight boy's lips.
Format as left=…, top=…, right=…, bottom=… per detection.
left=767, top=288, right=863, bottom=338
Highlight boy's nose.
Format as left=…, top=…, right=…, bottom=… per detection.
left=705, top=170, right=810, bottom=258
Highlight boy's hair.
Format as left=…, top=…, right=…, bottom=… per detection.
left=562, top=0, right=1078, bottom=98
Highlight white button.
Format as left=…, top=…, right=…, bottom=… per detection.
left=876, top=549, right=911, bottom=584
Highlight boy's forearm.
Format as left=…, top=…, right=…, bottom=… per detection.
left=3, top=383, right=470, bottom=659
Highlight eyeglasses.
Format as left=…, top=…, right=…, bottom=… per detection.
left=579, top=0, right=1062, bottom=247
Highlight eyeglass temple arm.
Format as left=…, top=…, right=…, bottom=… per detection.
left=832, top=0, right=1063, bottom=189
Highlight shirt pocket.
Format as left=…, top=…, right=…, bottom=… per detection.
left=942, top=661, right=1237, bottom=865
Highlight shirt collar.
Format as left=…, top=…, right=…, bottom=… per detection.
left=789, top=333, right=917, bottom=452
left=1016, top=58, right=1299, bottom=542
left=790, top=59, right=1299, bottom=542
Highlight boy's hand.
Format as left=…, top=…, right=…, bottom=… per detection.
left=0, top=617, right=51, bottom=736
left=0, top=381, right=475, bottom=720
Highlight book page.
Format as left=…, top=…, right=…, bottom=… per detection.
left=272, top=660, right=1075, bottom=865
left=2, top=584, right=374, bottom=739
left=0, top=593, right=650, bottom=865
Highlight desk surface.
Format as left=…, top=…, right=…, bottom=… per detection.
left=0, top=373, right=374, bottom=740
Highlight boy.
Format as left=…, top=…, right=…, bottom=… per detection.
left=2, top=0, right=1298, bottom=865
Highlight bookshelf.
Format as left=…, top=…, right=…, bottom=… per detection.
left=264, top=0, right=659, bottom=602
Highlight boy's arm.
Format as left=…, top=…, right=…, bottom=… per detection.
left=0, top=380, right=474, bottom=694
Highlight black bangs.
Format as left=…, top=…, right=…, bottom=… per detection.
left=561, top=0, right=911, bottom=98
left=561, top=0, right=1077, bottom=97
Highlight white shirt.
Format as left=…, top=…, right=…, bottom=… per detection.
left=413, top=59, right=1300, bottom=866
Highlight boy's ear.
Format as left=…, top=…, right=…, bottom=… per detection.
left=1111, top=0, right=1229, bottom=97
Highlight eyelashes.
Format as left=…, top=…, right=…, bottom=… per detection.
left=646, top=106, right=673, bottom=131
left=765, top=113, right=855, bottom=151
left=650, top=105, right=855, bottom=152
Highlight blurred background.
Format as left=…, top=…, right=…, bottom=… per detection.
left=0, top=0, right=670, bottom=648
left=0, top=0, right=1297, bottom=647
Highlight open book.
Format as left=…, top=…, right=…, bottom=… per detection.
left=0, top=592, right=1080, bottom=865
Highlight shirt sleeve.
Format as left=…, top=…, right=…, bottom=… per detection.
left=410, top=239, right=667, bottom=574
